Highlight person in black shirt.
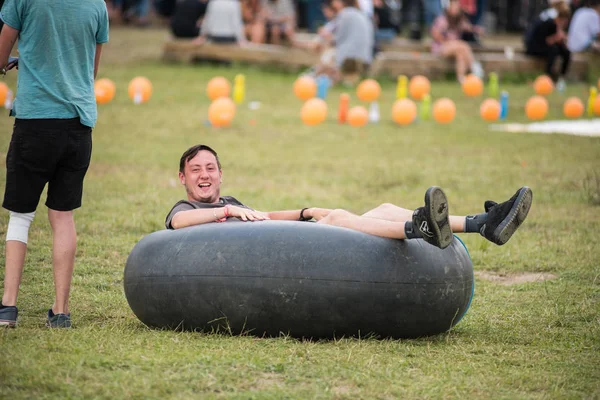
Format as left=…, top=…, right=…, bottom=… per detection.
left=525, top=4, right=572, bottom=85
left=170, top=0, right=209, bottom=38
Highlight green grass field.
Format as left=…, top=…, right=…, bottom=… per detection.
left=1, top=27, right=599, bottom=399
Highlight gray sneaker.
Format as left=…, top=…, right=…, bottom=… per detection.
left=46, top=309, right=72, bottom=328
left=0, top=304, right=18, bottom=328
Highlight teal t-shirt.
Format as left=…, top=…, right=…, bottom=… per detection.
left=0, top=0, right=109, bottom=127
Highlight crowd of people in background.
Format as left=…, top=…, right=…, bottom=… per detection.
left=105, top=0, right=600, bottom=84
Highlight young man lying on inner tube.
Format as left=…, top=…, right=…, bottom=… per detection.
left=165, top=144, right=533, bottom=249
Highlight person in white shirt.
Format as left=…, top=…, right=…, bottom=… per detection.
left=567, top=0, right=600, bottom=52
left=357, top=0, right=374, bottom=18
left=193, top=0, right=247, bottom=45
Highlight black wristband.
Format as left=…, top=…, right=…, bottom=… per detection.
left=299, top=208, right=311, bottom=221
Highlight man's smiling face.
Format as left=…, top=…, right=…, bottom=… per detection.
left=179, top=150, right=222, bottom=203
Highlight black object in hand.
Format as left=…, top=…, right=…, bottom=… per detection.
left=6, top=56, right=18, bottom=71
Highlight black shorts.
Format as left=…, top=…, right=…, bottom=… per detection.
left=3, top=118, right=92, bottom=213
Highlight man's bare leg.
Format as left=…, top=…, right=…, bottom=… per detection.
left=318, top=187, right=453, bottom=248
left=1, top=211, right=35, bottom=326
left=48, top=209, right=76, bottom=316
left=362, top=203, right=467, bottom=231
left=2, top=241, right=27, bottom=307
left=318, top=209, right=409, bottom=239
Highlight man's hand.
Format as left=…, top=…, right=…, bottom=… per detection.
left=307, top=207, right=332, bottom=221
left=227, top=206, right=270, bottom=221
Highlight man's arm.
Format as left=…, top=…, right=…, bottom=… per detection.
left=267, top=208, right=332, bottom=221
left=94, top=44, right=103, bottom=79
left=171, top=205, right=270, bottom=229
left=0, top=24, right=19, bottom=72
left=171, top=207, right=229, bottom=229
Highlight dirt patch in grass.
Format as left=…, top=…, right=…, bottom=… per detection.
left=332, top=383, right=358, bottom=397
left=252, top=373, right=284, bottom=390
left=475, top=271, right=558, bottom=285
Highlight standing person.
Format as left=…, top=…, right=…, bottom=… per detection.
left=525, top=3, right=571, bottom=89
left=0, top=0, right=109, bottom=328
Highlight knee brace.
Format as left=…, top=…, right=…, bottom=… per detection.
left=6, top=211, right=36, bottom=244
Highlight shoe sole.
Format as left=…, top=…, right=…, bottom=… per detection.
left=493, top=187, right=533, bottom=245
left=424, top=186, right=453, bottom=249
left=46, top=321, right=72, bottom=328
left=0, top=320, right=17, bottom=328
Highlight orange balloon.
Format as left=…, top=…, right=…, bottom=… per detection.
left=0, top=82, right=8, bottom=105
left=392, top=98, right=417, bottom=125
left=301, top=98, right=328, bottom=126
left=594, top=96, right=600, bottom=116
left=462, top=74, right=483, bottom=97
left=533, top=75, right=554, bottom=96
left=479, top=98, right=501, bottom=121
left=356, top=79, right=381, bottom=102
left=432, top=98, right=456, bottom=124
left=563, top=97, right=584, bottom=119
left=128, top=76, right=152, bottom=104
left=409, top=75, right=431, bottom=101
left=293, top=76, right=317, bottom=101
left=95, top=78, right=116, bottom=104
left=525, top=95, right=548, bottom=120
left=208, top=97, right=236, bottom=127
left=347, top=106, right=369, bottom=127
left=206, top=77, right=231, bottom=101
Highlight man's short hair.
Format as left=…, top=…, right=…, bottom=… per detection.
left=179, top=144, right=221, bottom=173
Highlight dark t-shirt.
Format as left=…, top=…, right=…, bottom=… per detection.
left=165, top=196, right=252, bottom=229
left=170, top=0, right=208, bottom=38
left=525, top=18, right=557, bottom=50
left=374, top=4, right=396, bottom=30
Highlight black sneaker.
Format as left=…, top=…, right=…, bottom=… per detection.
left=0, top=303, right=18, bottom=328
left=46, top=309, right=72, bottom=328
left=481, top=187, right=533, bottom=245
left=412, top=186, right=453, bottom=249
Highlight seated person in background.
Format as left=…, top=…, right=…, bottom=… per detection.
left=113, top=0, right=152, bottom=26
left=315, top=0, right=374, bottom=85
left=431, top=0, right=484, bottom=83
left=294, top=0, right=338, bottom=53
left=166, top=144, right=533, bottom=251
left=170, top=0, right=209, bottom=38
left=539, top=0, right=569, bottom=20
left=567, top=0, right=600, bottom=53
left=193, top=0, right=247, bottom=45
left=373, top=0, right=399, bottom=43
left=256, top=0, right=296, bottom=45
left=525, top=3, right=571, bottom=89
left=318, top=0, right=338, bottom=43
left=242, top=0, right=263, bottom=42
